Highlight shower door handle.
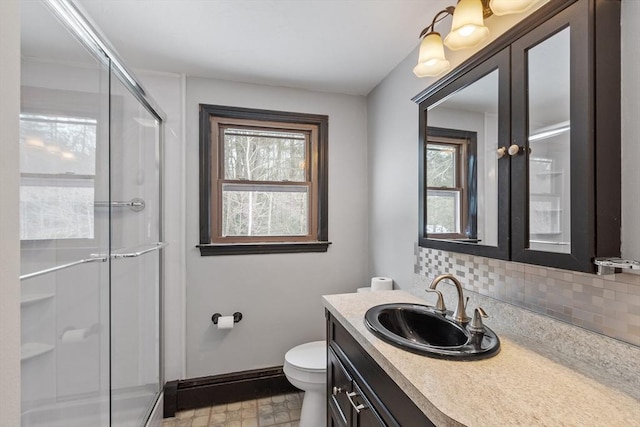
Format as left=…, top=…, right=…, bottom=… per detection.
left=20, top=256, right=108, bottom=281
left=90, top=242, right=168, bottom=260
left=110, top=242, right=168, bottom=259
left=94, top=197, right=145, bottom=211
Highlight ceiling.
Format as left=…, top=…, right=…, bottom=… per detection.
left=66, top=0, right=452, bottom=95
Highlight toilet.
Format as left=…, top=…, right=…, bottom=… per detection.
left=283, top=341, right=326, bottom=427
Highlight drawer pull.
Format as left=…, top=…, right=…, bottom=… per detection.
left=332, top=386, right=343, bottom=396
left=346, top=391, right=366, bottom=413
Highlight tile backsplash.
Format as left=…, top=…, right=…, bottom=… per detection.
left=414, top=246, right=640, bottom=346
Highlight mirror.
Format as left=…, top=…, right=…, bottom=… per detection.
left=527, top=27, right=571, bottom=254
left=425, top=69, right=499, bottom=246
left=416, top=0, right=619, bottom=272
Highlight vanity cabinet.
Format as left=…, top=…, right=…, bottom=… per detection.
left=326, top=311, right=434, bottom=427
left=414, top=0, right=621, bottom=273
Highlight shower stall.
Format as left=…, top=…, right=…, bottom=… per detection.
left=19, top=0, right=165, bottom=425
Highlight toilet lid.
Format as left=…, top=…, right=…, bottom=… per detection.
left=284, top=341, right=326, bottom=372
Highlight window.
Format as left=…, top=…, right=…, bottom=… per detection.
left=424, top=127, right=477, bottom=240
left=19, top=112, right=98, bottom=241
left=199, top=105, right=329, bottom=255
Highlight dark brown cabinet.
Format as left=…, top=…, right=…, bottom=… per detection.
left=326, top=311, right=434, bottom=427
left=414, top=0, right=621, bottom=273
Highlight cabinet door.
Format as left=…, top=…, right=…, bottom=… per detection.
left=418, top=47, right=511, bottom=260
left=510, top=0, right=620, bottom=272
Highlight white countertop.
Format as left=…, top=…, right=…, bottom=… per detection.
left=322, top=290, right=640, bottom=427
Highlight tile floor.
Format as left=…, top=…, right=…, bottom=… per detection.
left=161, top=392, right=304, bottom=427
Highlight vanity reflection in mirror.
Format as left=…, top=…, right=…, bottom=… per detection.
left=424, top=69, right=499, bottom=247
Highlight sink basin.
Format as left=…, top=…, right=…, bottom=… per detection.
left=364, top=303, right=500, bottom=360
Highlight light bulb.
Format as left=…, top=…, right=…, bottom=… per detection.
left=458, top=25, right=477, bottom=37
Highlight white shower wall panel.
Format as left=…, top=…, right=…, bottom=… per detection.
left=20, top=51, right=111, bottom=413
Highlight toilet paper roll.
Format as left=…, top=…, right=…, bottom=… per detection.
left=61, top=328, right=89, bottom=343
left=371, top=277, right=393, bottom=291
left=217, top=316, right=235, bottom=329
left=357, top=287, right=371, bottom=293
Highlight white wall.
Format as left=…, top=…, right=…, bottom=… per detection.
left=367, top=48, right=422, bottom=288
left=0, top=0, right=21, bottom=424
left=185, top=77, right=369, bottom=377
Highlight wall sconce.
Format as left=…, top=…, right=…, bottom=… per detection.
left=413, top=0, right=540, bottom=78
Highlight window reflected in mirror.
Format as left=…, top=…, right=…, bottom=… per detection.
left=424, top=69, right=499, bottom=246
left=426, top=131, right=472, bottom=238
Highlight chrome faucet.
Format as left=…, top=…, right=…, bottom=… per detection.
left=428, top=273, right=470, bottom=323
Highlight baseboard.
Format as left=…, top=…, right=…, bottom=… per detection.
left=163, top=366, right=299, bottom=417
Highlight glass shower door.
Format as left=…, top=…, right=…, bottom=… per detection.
left=109, top=72, right=162, bottom=426
left=19, top=1, right=111, bottom=425
left=20, top=1, right=165, bottom=425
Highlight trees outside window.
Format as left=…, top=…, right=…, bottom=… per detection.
left=19, top=113, right=98, bottom=241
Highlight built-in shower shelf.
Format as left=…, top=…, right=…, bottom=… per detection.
left=20, top=293, right=55, bottom=306
left=21, top=343, right=54, bottom=362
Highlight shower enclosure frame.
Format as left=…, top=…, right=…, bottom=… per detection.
left=19, top=0, right=167, bottom=424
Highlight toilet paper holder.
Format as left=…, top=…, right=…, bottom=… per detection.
left=211, top=312, right=243, bottom=325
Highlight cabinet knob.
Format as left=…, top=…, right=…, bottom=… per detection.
left=497, top=146, right=507, bottom=159
left=332, top=386, right=343, bottom=396
left=508, top=144, right=522, bottom=156
left=346, top=391, right=367, bottom=413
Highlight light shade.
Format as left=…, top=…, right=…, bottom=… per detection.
left=444, top=0, right=490, bottom=50
left=413, top=32, right=451, bottom=77
left=490, top=0, right=539, bottom=16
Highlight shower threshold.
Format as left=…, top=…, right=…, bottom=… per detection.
left=21, top=385, right=158, bottom=427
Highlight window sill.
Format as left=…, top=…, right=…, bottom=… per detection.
left=197, top=241, right=331, bottom=256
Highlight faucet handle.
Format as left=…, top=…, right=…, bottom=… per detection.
left=425, top=288, right=447, bottom=315
left=469, top=307, right=488, bottom=334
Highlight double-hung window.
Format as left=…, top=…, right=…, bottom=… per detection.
left=19, top=87, right=103, bottom=242
left=425, top=127, right=475, bottom=240
left=20, top=113, right=98, bottom=240
left=199, top=105, right=329, bottom=255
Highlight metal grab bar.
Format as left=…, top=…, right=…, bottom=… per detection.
left=19, top=242, right=167, bottom=281
left=94, top=197, right=145, bottom=212
left=20, top=256, right=108, bottom=281
left=91, top=242, right=168, bottom=260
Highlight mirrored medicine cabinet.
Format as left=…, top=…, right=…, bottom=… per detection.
left=414, top=0, right=621, bottom=273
